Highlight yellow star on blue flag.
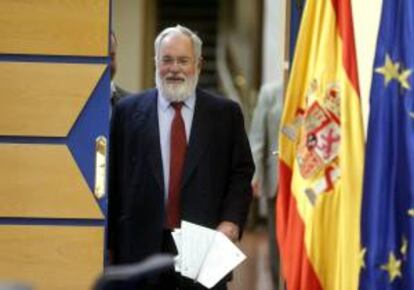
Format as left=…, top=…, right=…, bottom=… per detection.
left=398, top=68, right=412, bottom=89
left=375, top=54, right=400, bottom=86
left=380, top=252, right=402, bottom=282
left=375, top=54, right=412, bottom=89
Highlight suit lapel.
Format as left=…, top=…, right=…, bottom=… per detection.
left=182, top=91, right=212, bottom=187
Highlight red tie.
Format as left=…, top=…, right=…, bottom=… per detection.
left=166, top=102, right=187, bottom=229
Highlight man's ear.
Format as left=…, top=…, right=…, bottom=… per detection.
left=197, top=57, right=204, bottom=71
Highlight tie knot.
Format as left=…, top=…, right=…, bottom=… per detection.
left=171, top=102, right=183, bottom=111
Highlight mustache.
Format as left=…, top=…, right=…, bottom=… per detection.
left=164, top=73, right=186, bottom=81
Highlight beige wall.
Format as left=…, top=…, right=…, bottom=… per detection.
left=112, top=0, right=144, bottom=92
left=222, top=0, right=262, bottom=90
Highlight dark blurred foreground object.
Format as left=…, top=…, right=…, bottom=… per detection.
left=0, top=283, right=32, bottom=290
left=93, top=254, right=174, bottom=290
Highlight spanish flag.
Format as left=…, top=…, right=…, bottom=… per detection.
left=277, top=0, right=365, bottom=290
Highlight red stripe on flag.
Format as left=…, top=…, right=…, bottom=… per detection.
left=277, top=160, right=323, bottom=290
left=331, top=0, right=360, bottom=95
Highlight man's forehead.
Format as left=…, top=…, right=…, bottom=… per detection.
left=160, top=33, right=192, bottom=49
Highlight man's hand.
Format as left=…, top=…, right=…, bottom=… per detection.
left=217, top=221, right=240, bottom=242
left=252, top=179, right=261, bottom=198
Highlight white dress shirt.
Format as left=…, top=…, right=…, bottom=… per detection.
left=158, top=92, right=196, bottom=201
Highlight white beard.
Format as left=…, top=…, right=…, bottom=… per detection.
left=156, top=71, right=199, bottom=102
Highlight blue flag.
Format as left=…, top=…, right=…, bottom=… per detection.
left=359, top=0, right=414, bottom=289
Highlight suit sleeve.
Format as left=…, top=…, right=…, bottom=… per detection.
left=220, top=103, right=255, bottom=232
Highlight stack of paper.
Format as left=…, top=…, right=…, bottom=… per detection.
left=171, top=221, right=246, bottom=289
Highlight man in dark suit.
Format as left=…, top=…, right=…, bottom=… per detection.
left=108, top=25, right=254, bottom=290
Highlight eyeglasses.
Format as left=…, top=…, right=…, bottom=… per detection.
left=158, top=56, right=194, bottom=68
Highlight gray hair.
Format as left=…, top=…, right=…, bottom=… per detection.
left=154, top=25, right=203, bottom=60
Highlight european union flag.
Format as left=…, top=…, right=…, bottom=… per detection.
left=359, top=0, right=414, bottom=289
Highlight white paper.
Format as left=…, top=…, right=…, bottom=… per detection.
left=172, top=221, right=246, bottom=289
left=171, top=229, right=182, bottom=272
left=180, top=221, right=216, bottom=279
left=197, top=231, right=246, bottom=288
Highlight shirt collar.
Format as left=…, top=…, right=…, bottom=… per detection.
left=158, top=90, right=196, bottom=112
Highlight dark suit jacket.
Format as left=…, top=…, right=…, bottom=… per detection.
left=108, top=88, right=254, bottom=264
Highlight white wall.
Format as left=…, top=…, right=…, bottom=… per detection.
left=352, top=0, right=383, bottom=134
